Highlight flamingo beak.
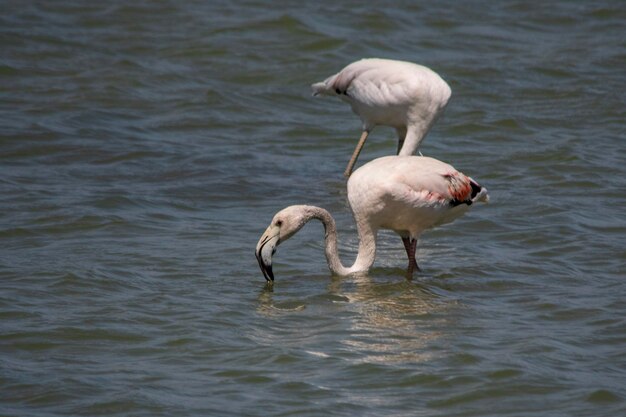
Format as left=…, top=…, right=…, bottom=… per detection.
left=255, top=225, right=280, bottom=282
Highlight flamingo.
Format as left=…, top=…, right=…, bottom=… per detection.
left=255, top=155, right=488, bottom=281
left=311, top=58, right=452, bottom=177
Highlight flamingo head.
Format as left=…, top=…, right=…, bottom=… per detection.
left=311, top=78, right=339, bottom=97
left=255, top=205, right=311, bottom=282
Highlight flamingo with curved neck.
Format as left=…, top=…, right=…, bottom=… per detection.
left=255, top=155, right=488, bottom=282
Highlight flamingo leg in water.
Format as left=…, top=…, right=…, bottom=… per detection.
left=402, top=237, right=420, bottom=275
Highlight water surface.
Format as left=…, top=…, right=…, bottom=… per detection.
left=1, top=1, right=625, bottom=416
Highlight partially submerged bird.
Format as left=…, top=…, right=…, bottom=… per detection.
left=255, top=155, right=488, bottom=282
left=311, top=58, right=452, bottom=177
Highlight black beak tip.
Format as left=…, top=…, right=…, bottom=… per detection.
left=255, top=249, right=274, bottom=282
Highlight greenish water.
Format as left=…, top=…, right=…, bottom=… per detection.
left=1, top=1, right=625, bottom=416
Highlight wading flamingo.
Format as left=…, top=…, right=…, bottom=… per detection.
left=255, top=155, right=488, bottom=281
left=311, top=58, right=452, bottom=177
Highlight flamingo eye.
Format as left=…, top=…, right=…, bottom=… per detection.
left=276, top=220, right=283, bottom=227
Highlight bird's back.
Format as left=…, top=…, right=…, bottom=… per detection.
left=347, top=156, right=487, bottom=237
left=312, top=58, right=451, bottom=131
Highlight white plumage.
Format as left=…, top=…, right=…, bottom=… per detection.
left=312, top=58, right=452, bottom=176
left=255, top=155, right=488, bottom=281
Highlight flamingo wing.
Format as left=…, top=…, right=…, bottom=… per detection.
left=366, top=157, right=487, bottom=236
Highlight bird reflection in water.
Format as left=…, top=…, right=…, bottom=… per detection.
left=328, top=273, right=455, bottom=365
left=256, top=273, right=458, bottom=365
left=256, top=281, right=307, bottom=316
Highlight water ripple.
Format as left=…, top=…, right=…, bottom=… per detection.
left=1, top=1, right=625, bottom=416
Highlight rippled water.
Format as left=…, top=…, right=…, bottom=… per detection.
left=1, top=1, right=625, bottom=416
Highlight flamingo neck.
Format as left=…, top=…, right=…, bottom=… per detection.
left=398, top=122, right=431, bottom=156
left=308, top=206, right=376, bottom=276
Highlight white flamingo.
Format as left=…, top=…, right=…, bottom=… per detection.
left=255, top=155, right=488, bottom=281
left=312, top=58, right=452, bottom=177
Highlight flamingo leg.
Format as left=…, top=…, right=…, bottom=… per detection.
left=344, top=130, right=370, bottom=178
left=402, top=237, right=420, bottom=275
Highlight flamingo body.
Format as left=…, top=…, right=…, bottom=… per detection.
left=312, top=59, right=452, bottom=175
left=348, top=156, right=486, bottom=240
left=256, top=156, right=488, bottom=281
